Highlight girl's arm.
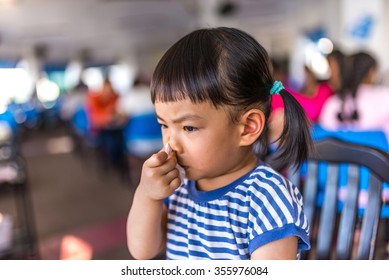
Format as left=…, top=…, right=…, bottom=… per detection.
left=127, top=190, right=167, bottom=259
left=250, top=236, right=298, bottom=260
left=126, top=150, right=181, bottom=259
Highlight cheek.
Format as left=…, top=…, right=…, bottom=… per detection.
left=184, top=141, right=214, bottom=166
left=188, top=136, right=234, bottom=163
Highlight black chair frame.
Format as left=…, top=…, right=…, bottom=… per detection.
left=287, top=138, right=389, bottom=260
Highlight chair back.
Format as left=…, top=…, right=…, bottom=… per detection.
left=71, top=106, right=90, bottom=138
left=289, top=138, right=389, bottom=259
left=311, top=124, right=389, bottom=150
left=311, top=124, right=389, bottom=217
left=124, top=112, right=162, bottom=141
left=123, top=112, right=162, bottom=158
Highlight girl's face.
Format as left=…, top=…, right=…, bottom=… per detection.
left=155, top=99, right=257, bottom=191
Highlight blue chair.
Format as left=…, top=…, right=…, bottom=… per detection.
left=122, top=112, right=162, bottom=185
left=267, top=125, right=389, bottom=258
left=70, top=106, right=97, bottom=148
left=0, top=109, right=17, bottom=136
left=123, top=112, right=162, bottom=158
left=310, top=124, right=389, bottom=217
left=311, top=124, right=389, bottom=151
left=293, top=138, right=389, bottom=259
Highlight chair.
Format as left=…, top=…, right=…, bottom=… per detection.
left=310, top=124, right=389, bottom=217
left=123, top=112, right=162, bottom=185
left=70, top=106, right=98, bottom=149
left=286, top=138, right=389, bottom=259
left=311, top=124, right=389, bottom=151
left=0, top=140, right=40, bottom=259
left=123, top=112, right=162, bottom=158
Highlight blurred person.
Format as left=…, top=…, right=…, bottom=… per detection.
left=86, top=77, right=127, bottom=178
left=271, top=57, right=290, bottom=88
left=269, top=63, right=333, bottom=143
left=326, top=49, right=347, bottom=93
left=116, top=76, right=162, bottom=184
left=86, top=77, right=121, bottom=130
left=291, top=65, right=334, bottom=123
left=116, top=76, right=154, bottom=126
left=60, top=82, right=91, bottom=156
left=319, top=51, right=389, bottom=139
left=60, top=81, right=88, bottom=122
left=127, top=27, right=311, bottom=260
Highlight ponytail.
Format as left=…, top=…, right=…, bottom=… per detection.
left=270, top=89, right=313, bottom=171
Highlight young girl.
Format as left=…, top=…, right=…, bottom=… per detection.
left=127, top=27, right=312, bottom=260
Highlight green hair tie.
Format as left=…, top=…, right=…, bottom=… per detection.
left=270, top=80, right=284, bottom=95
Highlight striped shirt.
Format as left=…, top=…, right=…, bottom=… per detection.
left=165, top=164, right=310, bottom=260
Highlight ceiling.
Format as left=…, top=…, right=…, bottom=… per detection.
left=0, top=0, right=322, bottom=66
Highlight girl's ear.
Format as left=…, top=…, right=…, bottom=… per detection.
left=239, top=109, right=265, bottom=146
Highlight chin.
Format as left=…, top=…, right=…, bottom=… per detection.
left=183, top=171, right=196, bottom=181
left=185, top=173, right=207, bottom=182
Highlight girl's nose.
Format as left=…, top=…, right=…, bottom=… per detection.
left=166, top=136, right=181, bottom=154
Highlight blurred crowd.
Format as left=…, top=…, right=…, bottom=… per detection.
left=60, top=74, right=162, bottom=185
left=269, top=49, right=389, bottom=145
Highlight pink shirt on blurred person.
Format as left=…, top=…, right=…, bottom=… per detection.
left=319, top=84, right=389, bottom=140
left=271, top=83, right=333, bottom=123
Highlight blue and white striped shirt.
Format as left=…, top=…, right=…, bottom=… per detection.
left=165, top=164, right=310, bottom=259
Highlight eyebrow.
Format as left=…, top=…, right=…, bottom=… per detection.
left=156, top=113, right=205, bottom=124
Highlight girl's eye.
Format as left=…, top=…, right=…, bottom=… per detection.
left=160, top=124, right=168, bottom=129
left=184, top=126, right=198, bottom=132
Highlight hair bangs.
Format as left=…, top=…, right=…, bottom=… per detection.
left=151, top=30, right=229, bottom=107
left=151, top=63, right=216, bottom=105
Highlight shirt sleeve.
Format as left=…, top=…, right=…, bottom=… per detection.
left=247, top=170, right=310, bottom=254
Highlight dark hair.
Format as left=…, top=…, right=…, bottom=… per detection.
left=133, top=74, right=148, bottom=87
left=151, top=27, right=312, bottom=169
left=327, top=49, right=346, bottom=90
left=337, top=51, right=377, bottom=122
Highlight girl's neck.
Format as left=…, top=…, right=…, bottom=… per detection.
left=196, top=152, right=258, bottom=192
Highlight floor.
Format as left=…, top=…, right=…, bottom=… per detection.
left=0, top=123, right=139, bottom=260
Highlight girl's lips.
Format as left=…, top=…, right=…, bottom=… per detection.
left=178, top=164, right=187, bottom=169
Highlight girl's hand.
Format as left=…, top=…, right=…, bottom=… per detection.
left=137, top=149, right=181, bottom=201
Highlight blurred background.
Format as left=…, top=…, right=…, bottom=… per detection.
left=1, top=0, right=389, bottom=260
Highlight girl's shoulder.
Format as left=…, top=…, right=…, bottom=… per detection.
left=245, top=164, right=304, bottom=211
left=246, top=164, right=291, bottom=190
